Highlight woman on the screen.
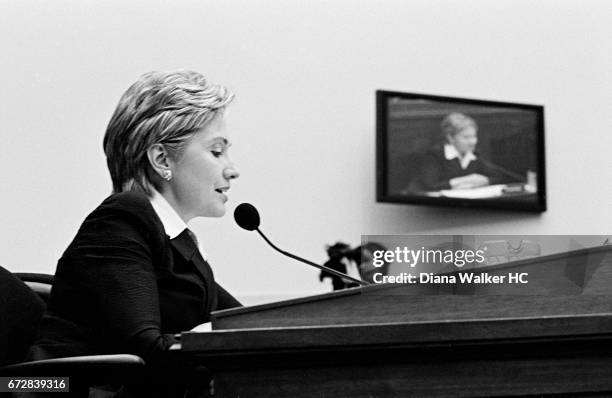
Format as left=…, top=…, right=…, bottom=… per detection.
left=419, top=112, right=499, bottom=191
left=27, top=70, right=241, bottom=397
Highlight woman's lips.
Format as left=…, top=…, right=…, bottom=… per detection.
left=215, top=188, right=229, bottom=202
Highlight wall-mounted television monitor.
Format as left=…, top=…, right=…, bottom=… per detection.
left=376, top=90, right=546, bottom=212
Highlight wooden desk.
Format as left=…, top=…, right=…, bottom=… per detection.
left=178, top=246, right=612, bottom=397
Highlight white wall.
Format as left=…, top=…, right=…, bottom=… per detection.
left=1, top=0, right=611, bottom=304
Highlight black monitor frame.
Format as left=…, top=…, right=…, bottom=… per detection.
left=376, top=90, right=546, bottom=212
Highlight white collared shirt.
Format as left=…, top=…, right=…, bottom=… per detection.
left=444, top=144, right=477, bottom=170
left=148, top=188, right=208, bottom=260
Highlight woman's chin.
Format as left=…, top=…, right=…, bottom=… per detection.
left=195, top=200, right=228, bottom=218
left=205, top=206, right=226, bottom=218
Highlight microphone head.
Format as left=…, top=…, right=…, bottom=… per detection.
left=234, top=203, right=260, bottom=231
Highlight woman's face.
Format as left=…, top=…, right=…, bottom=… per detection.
left=167, top=113, right=239, bottom=221
left=448, top=126, right=478, bottom=155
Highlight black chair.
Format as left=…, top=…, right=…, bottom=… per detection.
left=0, top=265, right=145, bottom=396
left=12, top=272, right=54, bottom=303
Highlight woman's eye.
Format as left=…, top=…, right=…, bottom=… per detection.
left=211, top=150, right=223, bottom=157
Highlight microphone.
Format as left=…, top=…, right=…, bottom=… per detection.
left=234, top=203, right=369, bottom=286
left=234, top=203, right=260, bottom=231
left=477, top=157, right=525, bottom=182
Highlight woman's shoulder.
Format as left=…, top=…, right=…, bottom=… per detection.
left=98, top=190, right=154, bottom=211
left=74, top=191, right=165, bottom=245
left=422, top=146, right=446, bottom=164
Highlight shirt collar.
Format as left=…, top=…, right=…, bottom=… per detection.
left=444, top=144, right=477, bottom=170
left=148, top=188, right=188, bottom=239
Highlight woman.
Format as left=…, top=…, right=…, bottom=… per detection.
left=419, top=112, right=497, bottom=191
left=27, top=70, right=241, bottom=397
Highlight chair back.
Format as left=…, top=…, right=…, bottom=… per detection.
left=14, top=272, right=54, bottom=303
left=0, top=266, right=46, bottom=366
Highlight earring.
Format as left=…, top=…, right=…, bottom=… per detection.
left=162, top=170, right=172, bottom=181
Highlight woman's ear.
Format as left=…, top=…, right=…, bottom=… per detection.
left=147, top=143, right=171, bottom=178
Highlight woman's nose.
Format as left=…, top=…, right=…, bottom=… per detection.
left=224, top=164, right=240, bottom=180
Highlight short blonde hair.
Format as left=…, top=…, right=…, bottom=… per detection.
left=440, top=112, right=477, bottom=141
left=103, top=70, right=234, bottom=194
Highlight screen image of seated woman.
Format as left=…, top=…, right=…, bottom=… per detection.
left=419, top=112, right=505, bottom=191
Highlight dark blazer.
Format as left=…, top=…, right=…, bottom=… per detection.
left=419, top=147, right=503, bottom=191
left=27, top=191, right=241, bottom=394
